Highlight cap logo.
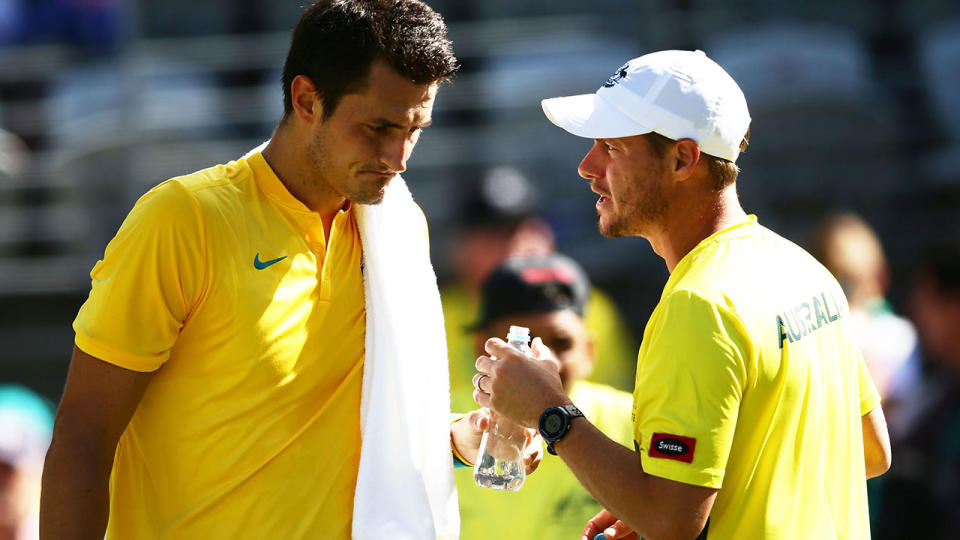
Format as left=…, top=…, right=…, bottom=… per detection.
left=602, top=63, right=629, bottom=88
left=649, top=433, right=696, bottom=463
left=521, top=267, right=576, bottom=285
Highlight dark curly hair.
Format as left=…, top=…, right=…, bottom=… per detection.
left=281, top=0, right=458, bottom=119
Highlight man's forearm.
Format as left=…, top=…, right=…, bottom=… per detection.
left=40, top=433, right=114, bottom=540
left=553, top=418, right=714, bottom=540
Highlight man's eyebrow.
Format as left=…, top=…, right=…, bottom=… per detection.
left=369, top=117, right=433, bottom=129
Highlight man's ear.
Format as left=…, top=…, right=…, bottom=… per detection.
left=290, top=75, right=323, bottom=124
left=672, top=138, right=701, bottom=180
left=583, top=333, right=597, bottom=378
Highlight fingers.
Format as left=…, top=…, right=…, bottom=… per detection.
left=523, top=448, right=542, bottom=475
left=462, top=409, right=488, bottom=433
left=582, top=509, right=616, bottom=540
left=603, top=520, right=636, bottom=539
left=473, top=386, right=491, bottom=408
left=472, top=373, right=490, bottom=395
left=522, top=430, right=544, bottom=475
left=483, top=337, right=510, bottom=358
left=472, top=355, right=495, bottom=408
left=474, top=353, right=494, bottom=374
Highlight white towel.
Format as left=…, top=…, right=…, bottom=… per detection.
left=352, top=175, right=459, bottom=540
left=245, top=142, right=458, bottom=539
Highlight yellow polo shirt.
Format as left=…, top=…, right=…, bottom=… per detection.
left=74, top=151, right=365, bottom=539
left=632, top=217, right=880, bottom=539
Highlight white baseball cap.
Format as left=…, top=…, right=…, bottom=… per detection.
left=541, top=50, right=751, bottom=162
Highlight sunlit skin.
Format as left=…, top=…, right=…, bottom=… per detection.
left=473, top=310, right=594, bottom=395
left=262, top=59, right=437, bottom=240
left=577, top=135, right=748, bottom=273
left=578, top=136, right=670, bottom=240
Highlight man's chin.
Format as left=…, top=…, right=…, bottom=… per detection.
left=598, top=219, right=626, bottom=239
left=353, top=189, right=387, bottom=206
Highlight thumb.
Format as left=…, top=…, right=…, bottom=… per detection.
left=531, top=337, right=560, bottom=369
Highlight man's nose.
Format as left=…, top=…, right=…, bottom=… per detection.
left=380, top=136, right=413, bottom=173
left=577, top=142, right=603, bottom=181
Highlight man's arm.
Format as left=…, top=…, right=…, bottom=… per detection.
left=556, top=417, right=716, bottom=540
left=40, top=346, right=153, bottom=540
left=862, top=406, right=891, bottom=479
left=474, top=338, right=716, bottom=540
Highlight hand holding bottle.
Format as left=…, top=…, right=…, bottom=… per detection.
left=473, top=326, right=534, bottom=491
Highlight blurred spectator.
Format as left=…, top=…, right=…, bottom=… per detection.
left=456, top=254, right=633, bottom=539
left=873, top=239, right=960, bottom=539
left=809, top=212, right=921, bottom=436
left=0, top=128, right=29, bottom=178
left=0, top=385, right=54, bottom=540
left=3, top=0, right=122, bottom=50
left=0, top=0, right=26, bottom=45
left=442, top=167, right=636, bottom=413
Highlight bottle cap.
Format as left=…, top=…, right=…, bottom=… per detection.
left=507, top=325, right=530, bottom=341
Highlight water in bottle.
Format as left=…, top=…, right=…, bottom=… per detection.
left=474, top=325, right=531, bottom=491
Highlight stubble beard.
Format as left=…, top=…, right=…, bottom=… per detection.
left=306, top=131, right=389, bottom=206
left=598, top=172, right=668, bottom=239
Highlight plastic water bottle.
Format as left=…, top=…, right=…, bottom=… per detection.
left=473, top=325, right=531, bottom=491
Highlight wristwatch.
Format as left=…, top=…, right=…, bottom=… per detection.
left=538, top=404, right=584, bottom=455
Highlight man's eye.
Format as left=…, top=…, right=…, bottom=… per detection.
left=368, top=125, right=388, bottom=133
left=550, top=338, right=574, bottom=352
left=605, top=143, right=616, bottom=152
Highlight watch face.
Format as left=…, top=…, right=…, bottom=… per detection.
left=544, top=412, right=564, bottom=435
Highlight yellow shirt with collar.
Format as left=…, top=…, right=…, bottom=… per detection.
left=632, top=216, right=880, bottom=540
left=74, top=151, right=365, bottom=539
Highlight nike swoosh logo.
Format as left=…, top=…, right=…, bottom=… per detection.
left=254, top=254, right=287, bottom=269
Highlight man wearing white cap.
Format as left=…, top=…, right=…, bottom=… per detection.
left=472, top=50, right=892, bottom=539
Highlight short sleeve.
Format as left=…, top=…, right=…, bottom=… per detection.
left=857, top=349, right=882, bottom=416
left=633, top=290, right=750, bottom=489
left=73, top=180, right=207, bottom=372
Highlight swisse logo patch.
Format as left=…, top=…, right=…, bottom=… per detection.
left=649, top=433, right=696, bottom=463
left=655, top=439, right=687, bottom=454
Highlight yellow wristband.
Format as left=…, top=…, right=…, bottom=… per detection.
left=450, top=416, right=474, bottom=467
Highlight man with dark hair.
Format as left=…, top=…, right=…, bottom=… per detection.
left=473, top=50, right=892, bottom=539
left=39, top=2, right=504, bottom=539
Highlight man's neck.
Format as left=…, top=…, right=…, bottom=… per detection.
left=260, top=126, right=346, bottom=239
left=651, top=186, right=748, bottom=273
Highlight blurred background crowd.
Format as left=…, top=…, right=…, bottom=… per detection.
left=0, top=0, right=958, bottom=538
